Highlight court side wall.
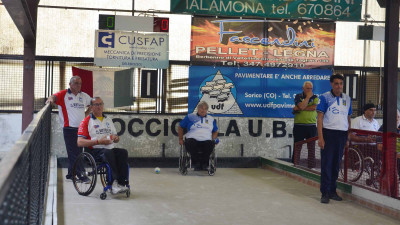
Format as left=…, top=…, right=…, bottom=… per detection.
left=50, top=114, right=384, bottom=158
left=0, top=113, right=384, bottom=160
left=0, top=113, right=22, bottom=158
left=50, top=113, right=295, bottom=159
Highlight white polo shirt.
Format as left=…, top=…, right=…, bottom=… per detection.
left=54, top=89, right=91, bottom=128
left=179, top=113, right=218, bottom=141
left=317, top=90, right=352, bottom=131
left=352, top=115, right=380, bottom=131
left=78, top=114, right=117, bottom=149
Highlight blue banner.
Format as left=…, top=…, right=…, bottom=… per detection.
left=188, top=66, right=332, bottom=118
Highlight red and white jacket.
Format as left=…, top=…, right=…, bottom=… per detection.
left=78, top=114, right=117, bottom=149
left=54, top=89, right=91, bottom=128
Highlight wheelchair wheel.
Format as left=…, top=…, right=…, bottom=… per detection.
left=364, top=157, right=375, bottom=186
left=369, top=161, right=381, bottom=189
left=179, top=155, right=188, bottom=175
left=179, top=146, right=189, bottom=175
left=126, top=189, right=131, bottom=198
left=100, top=192, right=107, bottom=200
left=340, top=147, right=363, bottom=182
left=72, top=152, right=97, bottom=196
left=98, top=165, right=108, bottom=188
left=208, top=151, right=217, bottom=176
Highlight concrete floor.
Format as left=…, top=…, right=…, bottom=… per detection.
left=58, top=168, right=400, bottom=225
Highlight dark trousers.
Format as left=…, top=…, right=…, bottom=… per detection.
left=320, top=128, right=348, bottom=195
left=63, top=127, right=82, bottom=176
left=292, top=125, right=316, bottom=167
left=185, top=138, right=214, bottom=167
left=91, top=148, right=128, bottom=185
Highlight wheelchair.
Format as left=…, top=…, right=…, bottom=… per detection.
left=339, top=142, right=382, bottom=189
left=72, top=151, right=131, bottom=200
left=339, top=146, right=364, bottom=182
left=178, top=144, right=217, bottom=176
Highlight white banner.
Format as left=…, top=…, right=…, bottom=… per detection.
left=94, top=30, right=169, bottom=69
left=51, top=114, right=293, bottom=158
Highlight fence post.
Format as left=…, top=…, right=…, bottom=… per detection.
left=380, top=132, right=398, bottom=197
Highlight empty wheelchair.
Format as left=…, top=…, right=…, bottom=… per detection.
left=72, top=151, right=130, bottom=200
left=179, top=144, right=217, bottom=176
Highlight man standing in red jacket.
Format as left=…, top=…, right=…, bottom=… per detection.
left=46, top=76, right=91, bottom=181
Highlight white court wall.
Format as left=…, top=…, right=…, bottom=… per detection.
left=0, top=113, right=384, bottom=160
left=50, top=113, right=385, bottom=159
left=0, top=114, right=22, bottom=157
left=50, top=114, right=294, bottom=159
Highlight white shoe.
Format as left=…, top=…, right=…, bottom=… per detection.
left=111, top=182, right=122, bottom=194
left=117, top=184, right=129, bottom=192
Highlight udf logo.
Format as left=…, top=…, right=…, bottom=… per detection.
left=98, top=32, right=115, bottom=48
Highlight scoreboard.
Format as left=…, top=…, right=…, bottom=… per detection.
left=99, top=15, right=169, bottom=32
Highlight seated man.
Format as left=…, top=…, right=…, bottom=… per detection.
left=352, top=103, right=380, bottom=132
left=347, top=104, right=380, bottom=144
left=77, top=97, right=128, bottom=194
left=178, top=101, right=218, bottom=171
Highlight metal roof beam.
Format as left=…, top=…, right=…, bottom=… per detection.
left=2, top=0, right=39, bottom=42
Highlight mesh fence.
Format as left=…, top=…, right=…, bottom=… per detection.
left=294, top=129, right=399, bottom=198
left=0, top=104, right=51, bottom=225
left=0, top=56, right=389, bottom=115
left=345, top=142, right=382, bottom=191
left=334, top=69, right=385, bottom=118
left=0, top=57, right=190, bottom=113
left=293, top=137, right=320, bottom=172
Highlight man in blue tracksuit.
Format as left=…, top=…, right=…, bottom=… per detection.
left=317, top=74, right=352, bottom=204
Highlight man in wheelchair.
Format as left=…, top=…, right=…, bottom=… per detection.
left=178, top=101, right=218, bottom=171
left=77, top=97, right=129, bottom=195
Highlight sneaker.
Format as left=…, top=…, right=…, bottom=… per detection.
left=78, top=176, right=91, bottom=184
left=65, top=174, right=73, bottom=182
left=321, top=194, right=330, bottom=204
left=329, top=192, right=343, bottom=201
left=117, top=183, right=129, bottom=192
left=111, top=182, right=123, bottom=194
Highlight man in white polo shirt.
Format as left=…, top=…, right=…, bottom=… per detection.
left=46, top=76, right=91, bottom=181
left=352, top=103, right=379, bottom=131
left=317, top=74, right=352, bottom=204
left=78, top=97, right=128, bottom=194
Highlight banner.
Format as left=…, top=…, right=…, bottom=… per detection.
left=51, top=113, right=297, bottom=159
left=94, top=30, right=169, bottom=69
left=188, top=66, right=332, bottom=118
left=171, top=0, right=362, bottom=22
left=191, top=17, right=335, bottom=69
left=73, top=67, right=134, bottom=108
